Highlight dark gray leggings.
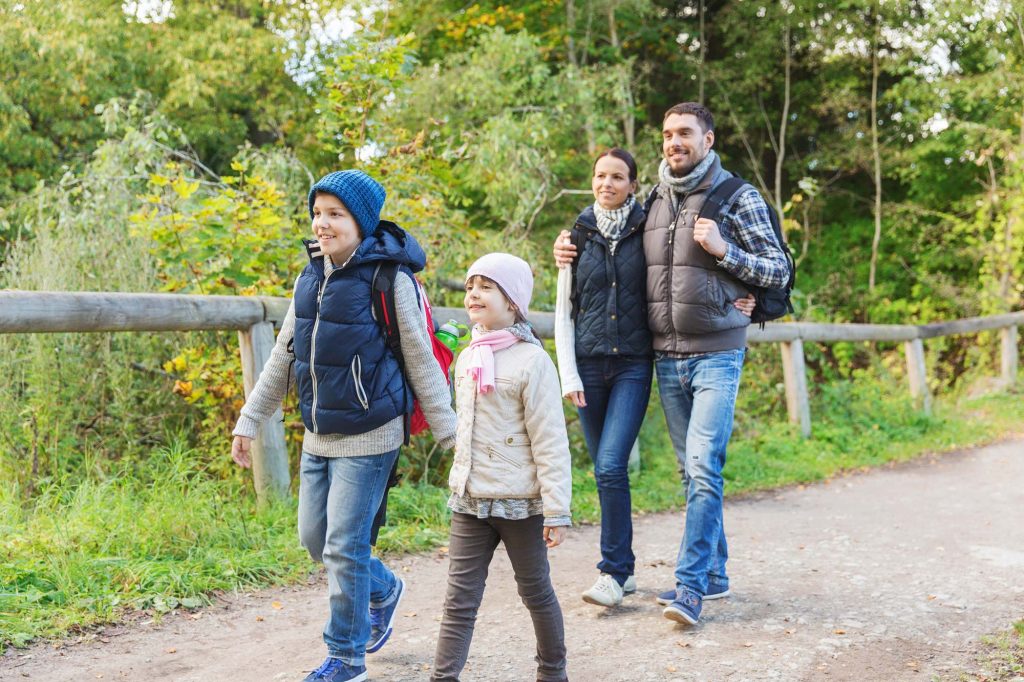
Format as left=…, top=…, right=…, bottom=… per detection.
left=431, top=512, right=568, bottom=682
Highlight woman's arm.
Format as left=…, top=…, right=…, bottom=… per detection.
left=554, top=266, right=585, bottom=404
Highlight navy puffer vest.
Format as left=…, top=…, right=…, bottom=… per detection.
left=292, top=222, right=425, bottom=435
left=572, top=201, right=652, bottom=358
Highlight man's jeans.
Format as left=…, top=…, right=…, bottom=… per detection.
left=576, top=356, right=653, bottom=583
left=655, top=349, right=744, bottom=596
left=298, top=449, right=402, bottom=665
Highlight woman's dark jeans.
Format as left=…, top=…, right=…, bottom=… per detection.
left=576, top=355, right=653, bottom=583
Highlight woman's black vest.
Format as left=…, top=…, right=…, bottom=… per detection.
left=571, top=201, right=652, bottom=359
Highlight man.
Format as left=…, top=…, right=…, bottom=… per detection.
left=554, top=102, right=790, bottom=625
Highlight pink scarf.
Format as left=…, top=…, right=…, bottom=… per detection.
left=465, top=329, right=520, bottom=393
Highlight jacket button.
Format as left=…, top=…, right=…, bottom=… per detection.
left=612, top=347, right=618, bottom=352
left=610, top=314, right=616, bottom=320
left=506, top=437, right=514, bottom=444
left=611, top=281, right=617, bottom=287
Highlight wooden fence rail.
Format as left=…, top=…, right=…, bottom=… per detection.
left=2, top=290, right=1020, bottom=503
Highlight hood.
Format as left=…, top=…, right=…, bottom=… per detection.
left=303, top=220, right=427, bottom=273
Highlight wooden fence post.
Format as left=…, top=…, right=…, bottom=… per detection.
left=238, top=321, right=290, bottom=504
left=1001, top=325, right=1018, bottom=387
left=780, top=339, right=811, bottom=438
left=904, top=338, right=932, bottom=415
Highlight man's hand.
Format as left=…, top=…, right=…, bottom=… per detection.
left=553, top=230, right=576, bottom=268
left=733, top=294, right=755, bottom=317
left=544, top=525, right=567, bottom=548
left=693, top=217, right=728, bottom=259
left=566, top=391, right=587, bottom=408
left=232, top=435, right=253, bottom=468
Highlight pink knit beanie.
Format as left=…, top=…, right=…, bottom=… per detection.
left=465, top=253, right=534, bottom=316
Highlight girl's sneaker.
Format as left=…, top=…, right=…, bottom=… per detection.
left=663, top=586, right=702, bottom=625
left=302, top=657, right=367, bottom=682
left=581, top=574, right=624, bottom=607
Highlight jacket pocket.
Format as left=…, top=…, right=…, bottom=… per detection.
left=487, top=433, right=531, bottom=469
left=351, top=355, right=369, bottom=411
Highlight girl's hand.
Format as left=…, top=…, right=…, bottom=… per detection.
left=232, top=435, right=253, bottom=468
left=566, top=391, right=587, bottom=408
left=733, top=294, right=756, bottom=317
left=544, top=526, right=567, bottom=548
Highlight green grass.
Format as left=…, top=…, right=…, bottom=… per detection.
left=2, top=381, right=1023, bottom=653
left=941, top=620, right=1024, bottom=681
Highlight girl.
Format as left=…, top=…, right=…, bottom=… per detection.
left=231, top=170, right=457, bottom=682
left=432, top=253, right=572, bottom=682
left=553, top=149, right=754, bottom=608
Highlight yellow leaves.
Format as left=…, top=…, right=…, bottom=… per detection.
left=171, top=176, right=200, bottom=200
left=172, top=380, right=193, bottom=398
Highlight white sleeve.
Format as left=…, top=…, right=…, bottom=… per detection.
left=554, top=266, right=584, bottom=397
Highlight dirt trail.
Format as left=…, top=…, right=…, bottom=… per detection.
left=3, top=439, right=1023, bottom=682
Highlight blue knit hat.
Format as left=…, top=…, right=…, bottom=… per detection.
left=307, top=170, right=386, bottom=236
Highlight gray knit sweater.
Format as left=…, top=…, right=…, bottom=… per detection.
left=233, top=269, right=457, bottom=456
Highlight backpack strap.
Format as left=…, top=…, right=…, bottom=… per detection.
left=371, top=262, right=411, bottom=445
left=698, top=176, right=749, bottom=223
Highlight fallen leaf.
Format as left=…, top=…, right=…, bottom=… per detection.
left=667, top=665, right=678, bottom=673
left=927, top=595, right=937, bottom=601
left=833, top=629, right=846, bottom=635
left=271, top=601, right=283, bottom=610
left=255, top=615, right=264, bottom=622
left=166, top=648, right=177, bottom=654
left=675, top=640, right=691, bottom=648
left=743, top=643, right=753, bottom=647
left=403, top=611, right=417, bottom=618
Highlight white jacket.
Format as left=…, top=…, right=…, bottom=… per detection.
left=448, top=340, right=572, bottom=521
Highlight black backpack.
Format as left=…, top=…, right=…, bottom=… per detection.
left=696, top=176, right=796, bottom=327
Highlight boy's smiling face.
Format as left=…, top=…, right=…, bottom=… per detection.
left=312, top=192, right=361, bottom=265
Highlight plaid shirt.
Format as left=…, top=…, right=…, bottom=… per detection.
left=715, top=187, right=790, bottom=289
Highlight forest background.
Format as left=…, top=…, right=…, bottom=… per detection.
left=1, top=0, right=1023, bottom=652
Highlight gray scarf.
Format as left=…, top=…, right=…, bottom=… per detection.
left=471, top=321, right=542, bottom=348
left=592, top=195, right=635, bottom=255
left=658, top=150, right=718, bottom=211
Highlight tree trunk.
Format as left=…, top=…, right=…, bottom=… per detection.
left=775, top=19, right=791, bottom=227
left=868, top=12, right=883, bottom=294
left=607, top=5, right=635, bottom=150
left=698, top=0, right=706, bottom=103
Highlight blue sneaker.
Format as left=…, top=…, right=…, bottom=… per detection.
left=302, top=657, right=367, bottom=682
left=663, top=585, right=702, bottom=625
left=367, top=576, right=405, bottom=654
left=657, top=583, right=729, bottom=605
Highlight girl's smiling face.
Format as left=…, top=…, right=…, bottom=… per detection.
left=591, top=155, right=636, bottom=210
left=464, top=275, right=517, bottom=331
left=311, top=192, right=361, bottom=264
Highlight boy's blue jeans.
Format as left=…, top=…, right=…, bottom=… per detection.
left=655, top=349, right=744, bottom=596
left=298, top=449, right=402, bottom=665
left=575, top=356, right=653, bottom=583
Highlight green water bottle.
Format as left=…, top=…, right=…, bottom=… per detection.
left=435, top=320, right=468, bottom=351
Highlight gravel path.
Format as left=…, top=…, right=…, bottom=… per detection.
left=3, top=438, right=1022, bottom=681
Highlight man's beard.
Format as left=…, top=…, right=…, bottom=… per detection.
left=668, top=148, right=707, bottom=177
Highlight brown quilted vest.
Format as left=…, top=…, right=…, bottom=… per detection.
left=643, top=157, right=752, bottom=354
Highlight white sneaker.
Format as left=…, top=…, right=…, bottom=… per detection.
left=582, top=574, right=624, bottom=607
left=623, top=575, right=637, bottom=594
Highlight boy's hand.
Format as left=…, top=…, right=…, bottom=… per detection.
left=232, top=435, right=253, bottom=468
left=553, top=230, right=576, bottom=268
left=566, top=391, right=586, bottom=408
left=544, top=526, right=567, bottom=548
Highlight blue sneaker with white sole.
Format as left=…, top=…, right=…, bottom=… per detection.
left=662, top=585, right=702, bottom=625
left=657, top=582, right=729, bottom=605
left=367, top=576, right=405, bottom=654
left=302, top=657, right=367, bottom=682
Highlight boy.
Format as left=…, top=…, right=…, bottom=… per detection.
left=231, top=170, right=456, bottom=682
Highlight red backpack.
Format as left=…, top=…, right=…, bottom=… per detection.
left=371, top=262, right=454, bottom=441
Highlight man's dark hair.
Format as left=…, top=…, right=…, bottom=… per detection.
left=593, top=147, right=638, bottom=182
left=663, top=102, right=714, bottom=133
